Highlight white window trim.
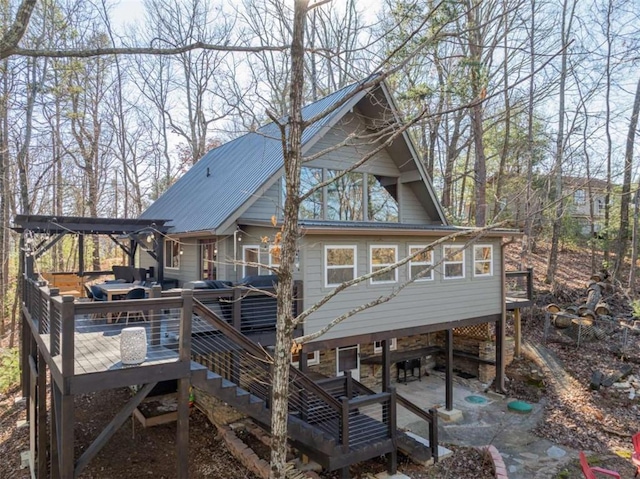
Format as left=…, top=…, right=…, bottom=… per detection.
left=164, top=238, right=180, bottom=270
left=242, top=245, right=260, bottom=278
left=269, top=245, right=280, bottom=269
left=324, top=245, right=357, bottom=287
left=369, top=244, right=398, bottom=284
left=443, top=244, right=465, bottom=280
left=408, top=245, right=434, bottom=281
left=373, top=338, right=397, bottom=354
left=291, top=350, right=320, bottom=367
left=474, top=244, right=493, bottom=277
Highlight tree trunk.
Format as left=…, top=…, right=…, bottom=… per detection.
left=613, top=76, right=640, bottom=280
left=270, top=2, right=307, bottom=478
left=629, top=187, right=639, bottom=297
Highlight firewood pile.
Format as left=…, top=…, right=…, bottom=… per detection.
left=545, top=270, right=619, bottom=344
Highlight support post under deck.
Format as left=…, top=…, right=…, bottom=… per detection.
left=445, top=329, right=453, bottom=411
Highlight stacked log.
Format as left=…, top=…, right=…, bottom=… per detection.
left=546, top=271, right=613, bottom=344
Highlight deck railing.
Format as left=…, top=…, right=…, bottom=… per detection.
left=505, top=268, right=534, bottom=301
left=192, top=299, right=395, bottom=452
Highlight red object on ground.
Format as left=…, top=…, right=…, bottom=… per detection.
left=579, top=451, right=620, bottom=479
left=632, top=432, right=640, bottom=478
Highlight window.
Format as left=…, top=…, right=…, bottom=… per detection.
left=326, top=171, right=364, bottom=221
left=474, top=245, right=493, bottom=277
left=368, top=175, right=398, bottom=222
left=299, top=167, right=324, bottom=219
left=373, top=338, right=397, bottom=354
left=574, top=189, right=586, bottom=205
left=243, top=245, right=260, bottom=277
left=291, top=350, right=320, bottom=367
left=164, top=239, right=180, bottom=269
left=409, top=245, right=433, bottom=281
left=200, top=240, right=217, bottom=280
left=269, top=245, right=281, bottom=270
left=443, top=245, right=465, bottom=279
left=370, top=245, right=398, bottom=283
left=325, top=245, right=356, bottom=287
left=596, top=198, right=605, bottom=214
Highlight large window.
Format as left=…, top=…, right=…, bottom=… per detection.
left=325, top=245, right=356, bottom=287
left=443, top=245, right=465, bottom=279
left=164, top=239, right=180, bottom=269
left=409, top=245, right=433, bottom=281
left=299, top=167, right=324, bottom=220
left=574, top=189, right=586, bottom=205
left=370, top=245, right=397, bottom=284
left=474, top=245, right=493, bottom=277
left=326, top=171, right=364, bottom=221
left=243, top=245, right=260, bottom=277
left=200, top=239, right=217, bottom=280
left=368, top=175, right=398, bottom=222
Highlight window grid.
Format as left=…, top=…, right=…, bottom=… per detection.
left=324, top=245, right=357, bottom=287
left=242, top=245, right=260, bottom=278
left=408, top=245, right=433, bottom=281
left=370, top=245, right=398, bottom=284
left=443, top=245, right=465, bottom=279
left=291, top=350, right=320, bottom=367
left=474, top=245, right=493, bottom=277
left=164, top=239, right=180, bottom=269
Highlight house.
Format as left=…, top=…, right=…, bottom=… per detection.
left=563, top=176, right=608, bottom=234
left=140, top=78, right=523, bottom=394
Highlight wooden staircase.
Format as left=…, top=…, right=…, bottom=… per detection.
left=188, top=299, right=436, bottom=475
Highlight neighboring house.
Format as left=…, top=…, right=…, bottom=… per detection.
left=563, top=176, right=607, bottom=234
left=140, top=79, right=520, bottom=388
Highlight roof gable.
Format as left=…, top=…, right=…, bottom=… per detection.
left=140, top=79, right=447, bottom=233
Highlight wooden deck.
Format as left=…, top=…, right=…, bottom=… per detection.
left=42, top=331, right=179, bottom=376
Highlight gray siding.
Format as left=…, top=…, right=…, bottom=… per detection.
left=300, top=236, right=503, bottom=343
left=399, top=183, right=431, bottom=223
left=305, top=113, right=401, bottom=176
left=240, top=179, right=282, bottom=222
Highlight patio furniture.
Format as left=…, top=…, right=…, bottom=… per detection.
left=115, top=287, right=147, bottom=324
left=89, top=285, right=108, bottom=302
left=579, top=451, right=620, bottom=479
left=632, top=432, right=640, bottom=477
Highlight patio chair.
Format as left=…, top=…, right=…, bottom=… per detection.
left=632, top=432, right=640, bottom=477
left=89, top=285, right=108, bottom=301
left=84, top=285, right=93, bottom=300
left=115, top=287, right=147, bottom=324
left=579, top=451, right=620, bottom=479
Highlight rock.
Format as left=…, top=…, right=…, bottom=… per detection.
left=546, top=446, right=566, bottom=458
left=630, top=388, right=636, bottom=400
left=612, top=381, right=630, bottom=389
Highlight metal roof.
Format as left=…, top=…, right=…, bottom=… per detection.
left=140, top=81, right=365, bottom=234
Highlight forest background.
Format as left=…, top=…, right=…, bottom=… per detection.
left=0, top=0, right=639, bottom=373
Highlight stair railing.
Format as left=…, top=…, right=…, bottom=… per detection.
left=192, top=299, right=345, bottom=443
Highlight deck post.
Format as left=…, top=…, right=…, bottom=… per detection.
left=60, top=296, right=76, bottom=380
left=345, top=370, right=353, bottom=399
left=428, top=407, right=439, bottom=462
left=381, top=339, right=391, bottom=393
left=149, top=285, right=162, bottom=346
left=37, top=348, right=48, bottom=478
left=445, top=328, right=453, bottom=411
left=177, top=289, right=193, bottom=479
left=387, top=387, right=397, bottom=475
left=49, top=288, right=60, bottom=355
left=232, top=287, right=242, bottom=330
left=513, top=308, right=522, bottom=358
left=339, top=397, right=350, bottom=479
left=495, top=315, right=505, bottom=393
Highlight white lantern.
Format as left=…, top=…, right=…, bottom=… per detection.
left=120, top=327, right=147, bottom=365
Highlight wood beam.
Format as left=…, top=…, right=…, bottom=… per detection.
left=78, top=234, right=84, bottom=276
left=514, top=308, right=521, bottom=358
left=37, top=350, right=48, bottom=478
left=34, top=233, right=66, bottom=260
left=73, top=382, right=158, bottom=478
left=177, top=378, right=190, bottom=479
left=381, top=339, right=391, bottom=393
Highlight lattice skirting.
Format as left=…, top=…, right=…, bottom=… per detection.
left=453, top=323, right=493, bottom=340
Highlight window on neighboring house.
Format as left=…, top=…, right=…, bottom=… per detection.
left=243, top=245, right=260, bottom=277
left=474, top=245, right=493, bottom=277
left=370, top=245, right=398, bottom=284
left=325, top=245, right=356, bottom=287
left=291, top=350, right=320, bottom=367
left=574, top=189, right=586, bottom=205
left=596, top=198, right=605, bottom=214
left=326, top=171, right=364, bottom=221
left=368, top=175, right=399, bottom=222
left=199, top=239, right=217, bottom=280
left=443, top=245, right=465, bottom=279
left=164, top=239, right=180, bottom=269
left=373, top=338, right=397, bottom=354
left=409, top=245, right=433, bottom=281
